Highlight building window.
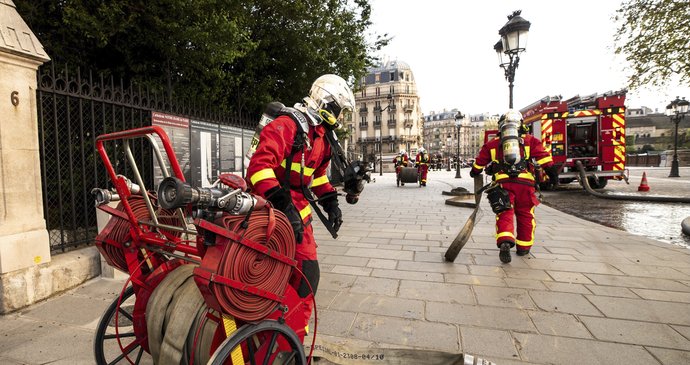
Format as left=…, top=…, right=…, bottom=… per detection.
left=375, top=73, right=380, bottom=83
left=390, top=86, right=395, bottom=95
left=390, top=71, right=395, bottom=81
left=376, top=87, right=380, bottom=96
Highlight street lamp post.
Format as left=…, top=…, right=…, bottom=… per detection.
left=665, top=96, right=689, bottom=178
left=495, top=10, right=531, bottom=108
left=454, top=111, right=465, bottom=178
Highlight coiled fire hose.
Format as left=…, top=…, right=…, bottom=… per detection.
left=95, top=194, right=181, bottom=272
left=212, top=208, right=296, bottom=321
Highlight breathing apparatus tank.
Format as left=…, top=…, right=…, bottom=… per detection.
left=499, top=110, right=523, bottom=166
left=245, top=101, right=286, bottom=161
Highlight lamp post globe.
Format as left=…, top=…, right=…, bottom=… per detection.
left=454, top=111, right=465, bottom=178
left=666, top=96, right=689, bottom=178
left=495, top=10, right=530, bottom=108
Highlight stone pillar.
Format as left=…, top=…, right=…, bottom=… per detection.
left=0, top=0, right=52, bottom=310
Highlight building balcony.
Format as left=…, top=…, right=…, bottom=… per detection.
left=373, top=120, right=381, bottom=128
left=373, top=106, right=382, bottom=114
left=404, top=119, right=413, bottom=128
left=387, top=119, right=397, bottom=127
left=359, top=122, right=368, bottom=128
left=359, top=106, right=368, bottom=113
left=403, top=104, right=414, bottom=112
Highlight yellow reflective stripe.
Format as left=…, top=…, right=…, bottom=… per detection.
left=517, top=206, right=536, bottom=247
left=299, top=205, right=312, bottom=219
left=311, top=175, right=329, bottom=187
left=473, top=162, right=483, bottom=169
left=524, top=146, right=531, bottom=158
left=490, top=148, right=496, bottom=161
left=516, top=239, right=534, bottom=247
left=536, top=156, right=553, bottom=165
left=222, top=314, right=244, bottom=364
left=250, top=168, right=276, bottom=185
left=495, top=172, right=534, bottom=181
left=280, top=160, right=315, bottom=176
left=496, top=231, right=515, bottom=239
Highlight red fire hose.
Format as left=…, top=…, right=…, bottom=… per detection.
left=211, top=208, right=296, bottom=321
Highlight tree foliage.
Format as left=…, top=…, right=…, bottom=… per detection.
left=15, top=0, right=388, bottom=116
left=614, top=0, right=690, bottom=89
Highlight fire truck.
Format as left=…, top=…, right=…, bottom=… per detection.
left=519, top=90, right=628, bottom=189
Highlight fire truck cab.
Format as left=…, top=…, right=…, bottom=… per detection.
left=520, top=90, right=628, bottom=189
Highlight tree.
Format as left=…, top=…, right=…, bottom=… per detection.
left=15, top=0, right=388, bottom=117
left=614, top=0, right=690, bottom=89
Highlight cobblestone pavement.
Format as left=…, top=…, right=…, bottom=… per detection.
left=1, top=169, right=690, bottom=364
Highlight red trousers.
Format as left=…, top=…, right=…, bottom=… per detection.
left=494, top=182, right=540, bottom=251
left=288, top=224, right=318, bottom=341
left=417, top=164, right=429, bottom=183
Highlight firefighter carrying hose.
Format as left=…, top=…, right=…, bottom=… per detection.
left=246, top=74, right=355, bottom=339
left=415, top=147, right=430, bottom=186
left=469, top=110, right=558, bottom=263
left=393, top=150, right=409, bottom=186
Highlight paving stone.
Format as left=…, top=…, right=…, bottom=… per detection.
left=469, top=265, right=505, bottom=277
left=427, top=302, right=536, bottom=332
left=330, top=265, right=373, bottom=276
left=529, top=291, right=603, bottom=316
left=543, top=282, right=592, bottom=294
left=646, top=348, right=690, bottom=365
left=587, top=295, right=690, bottom=325
left=414, top=251, right=473, bottom=265
left=308, top=309, right=356, bottom=337
left=349, top=276, right=399, bottom=297
left=318, top=245, right=350, bottom=255
left=368, top=231, right=405, bottom=239
left=345, top=248, right=414, bottom=261
left=504, top=278, right=548, bottom=290
left=371, top=268, right=444, bottom=282
left=473, top=254, right=532, bottom=268
left=503, top=267, right=552, bottom=281
left=0, top=321, right=95, bottom=364
left=547, top=271, right=594, bottom=284
left=71, top=278, right=126, bottom=301
left=346, top=242, right=379, bottom=249
left=319, top=273, right=356, bottom=291
left=398, top=280, right=475, bottom=305
left=630, top=288, right=690, bottom=303
left=357, top=237, right=391, bottom=245
left=445, top=273, right=506, bottom=287
left=545, top=247, right=582, bottom=256
left=366, top=259, right=397, bottom=269
left=460, top=326, right=519, bottom=361
left=22, top=295, right=109, bottom=327
left=397, top=260, right=469, bottom=274
left=0, top=315, right=31, bottom=335
left=525, top=259, right=624, bottom=275
left=584, top=285, right=640, bottom=298
left=672, top=325, right=690, bottom=340
left=610, top=263, right=690, bottom=280
left=585, top=273, right=690, bottom=292
left=329, top=292, right=424, bottom=319
left=321, top=255, right=370, bottom=267
left=530, top=253, right=578, bottom=261
left=580, top=316, right=690, bottom=350
left=350, top=313, right=458, bottom=352
left=474, top=286, right=536, bottom=310
left=527, top=311, right=592, bottom=339
left=315, top=289, right=339, bottom=309
left=512, top=332, right=660, bottom=365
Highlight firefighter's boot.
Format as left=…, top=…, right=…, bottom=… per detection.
left=499, top=242, right=512, bottom=263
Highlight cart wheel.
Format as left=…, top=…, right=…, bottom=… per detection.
left=94, top=286, right=149, bottom=365
left=208, top=320, right=306, bottom=365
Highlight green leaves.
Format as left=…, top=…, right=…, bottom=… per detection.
left=614, top=0, right=690, bottom=89
left=15, top=0, right=388, bottom=117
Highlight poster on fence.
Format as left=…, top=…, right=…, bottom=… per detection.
left=151, top=111, right=191, bottom=185
left=190, top=119, right=220, bottom=187
left=219, top=125, right=246, bottom=174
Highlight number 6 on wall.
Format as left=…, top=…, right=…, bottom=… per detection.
left=11, top=91, right=19, bottom=106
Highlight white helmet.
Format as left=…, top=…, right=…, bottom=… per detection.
left=305, top=74, right=355, bottom=126
left=418, top=147, right=426, bottom=154
left=400, top=150, right=406, bottom=155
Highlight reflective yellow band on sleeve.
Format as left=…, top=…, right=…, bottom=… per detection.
left=490, top=149, right=496, bottom=161
left=311, top=175, right=329, bottom=187
left=473, top=162, right=484, bottom=170
left=496, top=231, right=515, bottom=239
left=250, top=168, right=276, bottom=185
left=299, top=205, right=312, bottom=219
left=516, top=238, right=534, bottom=247
left=536, top=156, right=553, bottom=165
left=280, top=159, right=315, bottom=176
left=525, top=146, right=531, bottom=158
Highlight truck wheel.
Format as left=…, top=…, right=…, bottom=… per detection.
left=587, top=176, right=608, bottom=189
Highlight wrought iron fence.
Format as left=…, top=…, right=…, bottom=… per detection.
left=37, top=63, right=253, bottom=253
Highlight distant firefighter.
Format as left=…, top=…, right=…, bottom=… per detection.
left=393, top=150, right=409, bottom=186
left=415, top=147, right=430, bottom=186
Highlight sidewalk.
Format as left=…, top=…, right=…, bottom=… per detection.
left=2, top=169, right=690, bottom=364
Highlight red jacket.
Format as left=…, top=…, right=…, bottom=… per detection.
left=246, top=115, right=336, bottom=224
left=393, top=155, right=409, bottom=167
left=415, top=153, right=430, bottom=166
left=471, top=134, right=553, bottom=184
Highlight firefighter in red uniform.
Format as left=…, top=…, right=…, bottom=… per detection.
left=246, top=74, right=355, bottom=339
left=393, top=150, right=409, bottom=186
left=415, top=147, right=430, bottom=186
left=470, top=110, right=558, bottom=263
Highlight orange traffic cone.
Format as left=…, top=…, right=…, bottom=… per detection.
left=638, top=172, right=650, bottom=192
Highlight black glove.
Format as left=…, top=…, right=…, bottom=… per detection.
left=319, top=193, right=342, bottom=233
left=545, top=166, right=559, bottom=186
left=266, top=186, right=303, bottom=243
left=469, top=168, right=481, bottom=178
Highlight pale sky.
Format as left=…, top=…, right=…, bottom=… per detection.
left=368, top=0, right=690, bottom=116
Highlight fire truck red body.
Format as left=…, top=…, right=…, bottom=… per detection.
left=519, top=90, right=628, bottom=188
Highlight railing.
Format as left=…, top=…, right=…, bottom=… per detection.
left=387, top=119, right=397, bottom=127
